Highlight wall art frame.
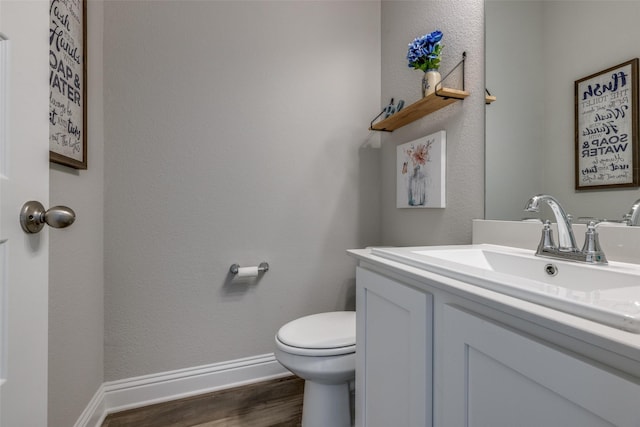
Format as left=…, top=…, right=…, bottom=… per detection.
left=575, top=58, right=639, bottom=190
left=396, top=130, right=446, bottom=208
left=49, top=0, right=87, bottom=170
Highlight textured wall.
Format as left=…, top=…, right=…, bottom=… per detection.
left=48, top=1, right=105, bottom=426
left=380, top=0, right=485, bottom=246
left=103, top=1, right=381, bottom=380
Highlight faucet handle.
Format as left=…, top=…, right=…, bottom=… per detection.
left=581, top=221, right=608, bottom=264
left=537, top=220, right=555, bottom=252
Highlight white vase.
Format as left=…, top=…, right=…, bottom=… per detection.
left=422, top=69, right=441, bottom=97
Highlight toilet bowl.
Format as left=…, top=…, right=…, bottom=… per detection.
left=274, top=311, right=355, bottom=427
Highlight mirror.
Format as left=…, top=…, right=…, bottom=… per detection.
left=485, top=0, right=640, bottom=222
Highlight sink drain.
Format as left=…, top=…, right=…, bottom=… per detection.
left=544, top=263, right=558, bottom=276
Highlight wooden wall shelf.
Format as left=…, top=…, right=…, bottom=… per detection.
left=370, top=88, right=469, bottom=132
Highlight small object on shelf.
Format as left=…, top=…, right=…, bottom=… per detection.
left=370, top=98, right=406, bottom=129
left=407, top=30, right=444, bottom=97
left=383, top=98, right=405, bottom=118
left=422, top=70, right=442, bottom=97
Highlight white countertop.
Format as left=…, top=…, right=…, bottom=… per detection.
left=348, top=246, right=640, bottom=363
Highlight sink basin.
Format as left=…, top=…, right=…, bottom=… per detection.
left=371, top=244, right=640, bottom=333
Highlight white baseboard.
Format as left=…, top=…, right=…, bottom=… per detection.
left=74, top=386, right=107, bottom=427
left=74, top=353, right=289, bottom=427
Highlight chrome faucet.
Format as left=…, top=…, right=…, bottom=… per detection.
left=623, top=198, right=640, bottom=226
left=524, top=194, right=607, bottom=264
left=524, top=194, right=578, bottom=252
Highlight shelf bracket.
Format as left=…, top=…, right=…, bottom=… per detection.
left=369, top=110, right=393, bottom=132
left=434, top=51, right=466, bottom=100
left=370, top=98, right=397, bottom=132
left=485, top=87, right=497, bottom=104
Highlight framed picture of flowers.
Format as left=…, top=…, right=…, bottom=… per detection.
left=575, top=58, right=639, bottom=189
left=397, top=131, right=446, bottom=208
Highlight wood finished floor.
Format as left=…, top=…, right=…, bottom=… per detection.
left=101, top=376, right=304, bottom=427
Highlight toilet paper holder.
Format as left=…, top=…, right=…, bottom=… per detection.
left=229, top=262, right=270, bottom=275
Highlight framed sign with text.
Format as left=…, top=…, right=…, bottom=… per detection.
left=575, top=59, right=639, bottom=190
left=49, top=0, right=87, bottom=169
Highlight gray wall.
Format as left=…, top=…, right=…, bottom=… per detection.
left=485, top=0, right=544, bottom=220
left=103, top=1, right=381, bottom=380
left=48, top=1, right=488, bottom=422
left=48, top=1, right=104, bottom=426
left=380, top=0, right=485, bottom=246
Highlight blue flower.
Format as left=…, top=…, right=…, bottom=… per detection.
left=407, top=30, right=443, bottom=72
left=427, top=30, right=443, bottom=44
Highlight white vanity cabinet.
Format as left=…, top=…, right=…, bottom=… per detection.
left=354, top=261, right=640, bottom=427
left=441, top=305, right=640, bottom=427
left=355, top=267, right=433, bottom=427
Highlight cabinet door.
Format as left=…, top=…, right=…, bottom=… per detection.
left=440, top=304, right=640, bottom=427
left=355, top=267, right=432, bottom=427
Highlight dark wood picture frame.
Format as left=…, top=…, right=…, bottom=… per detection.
left=575, top=58, right=639, bottom=190
left=49, top=0, right=87, bottom=170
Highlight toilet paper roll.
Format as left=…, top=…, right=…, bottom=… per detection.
left=237, top=266, right=259, bottom=278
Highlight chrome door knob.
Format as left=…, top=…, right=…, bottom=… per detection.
left=20, top=201, right=76, bottom=234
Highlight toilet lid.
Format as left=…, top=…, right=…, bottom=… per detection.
left=276, top=311, right=355, bottom=349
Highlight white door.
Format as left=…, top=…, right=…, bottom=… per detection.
left=0, top=1, right=51, bottom=426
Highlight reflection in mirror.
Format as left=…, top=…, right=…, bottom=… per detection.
left=485, top=0, right=640, bottom=222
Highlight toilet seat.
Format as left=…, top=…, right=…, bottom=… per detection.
left=276, top=311, right=355, bottom=357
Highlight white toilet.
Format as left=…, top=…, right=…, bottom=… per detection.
left=274, top=311, right=356, bottom=427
